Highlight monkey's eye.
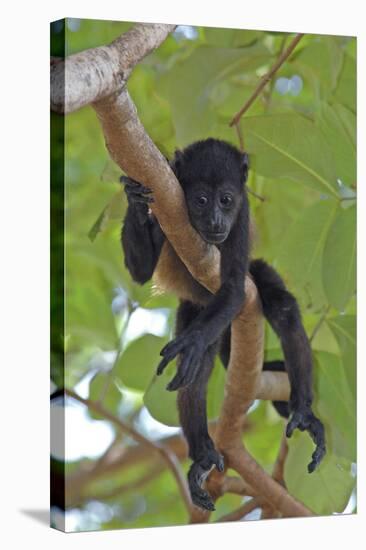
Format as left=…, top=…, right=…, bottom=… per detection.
left=196, top=195, right=208, bottom=207
left=220, top=194, right=233, bottom=207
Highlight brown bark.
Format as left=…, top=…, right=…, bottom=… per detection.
left=51, top=23, right=176, bottom=113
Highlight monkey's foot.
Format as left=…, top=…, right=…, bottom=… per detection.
left=286, top=406, right=326, bottom=473
left=156, top=330, right=206, bottom=390
left=188, top=450, right=224, bottom=511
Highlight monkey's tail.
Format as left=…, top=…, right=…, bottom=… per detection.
left=262, top=361, right=290, bottom=418
left=249, top=258, right=300, bottom=419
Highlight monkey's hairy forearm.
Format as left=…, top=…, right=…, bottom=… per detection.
left=185, top=275, right=245, bottom=345
left=122, top=206, right=164, bottom=284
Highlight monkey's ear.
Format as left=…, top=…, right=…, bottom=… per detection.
left=242, top=152, right=249, bottom=183
left=170, top=149, right=184, bottom=179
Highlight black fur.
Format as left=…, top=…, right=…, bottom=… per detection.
left=121, top=138, right=325, bottom=509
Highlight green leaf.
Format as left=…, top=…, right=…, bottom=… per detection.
left=204, top=27, right=261, bottom=47
left=116, top=334, right=168, bottom=391
left=88, top=189, right=126, bottom=241
left=332, top=54, right=356, bottom=113
left=317, top=102, right=356, bottom=187
left=327, top=315, right=356, bottom=398
left=314, top=351, right=356, bottom=461
left=285, top=432, right=355, bottom=515
left=276, top=199, right=339, bottom=307
left=157, top=43, right=271, bottom=145
left=88, top=372, right=122, bottom=420
left=322, top=205, right=356, bottom=311
left=293, top=36, right=344, bottom=99
left=245, top=402, right=284, bottom=468
left=143, top=364, right=180, bottom=427
left=242, top=114, right=339, bottom=196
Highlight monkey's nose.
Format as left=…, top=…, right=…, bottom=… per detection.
left=212, top=222, right=223, bottom=232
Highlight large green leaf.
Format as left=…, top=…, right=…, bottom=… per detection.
left=276, top=199, right=339, bottom=307
left=116, top=334, right=168, bottom=391
left=327, top=315, right=356, bottom=398
left=203, top=27, right=261, bottom=48
left=88, top=189, right=126, bottom=242
left=322, top=205, right=356, bottom=311
left=88, top=372, right=123, bottom=420
left=314, top=351, right=356, bottom=461
left=292, top=36, right=344, bottom=99
left=285, top=432, right=355, bottom=515
left=143, top=357, right=226, bottom=428
left=317, top=102, right=356, bottom=188
left=242, top=113, right=339, bottom=196
left=244, top=402, right=284, bottom=468
left=332, top=53, right=356, bottom=113
left=143, top=363, right=180, bottom=427
left=157, top=43, right=270, bottom=145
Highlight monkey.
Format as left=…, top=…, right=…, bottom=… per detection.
left=121, top=138, right=326, bottom=511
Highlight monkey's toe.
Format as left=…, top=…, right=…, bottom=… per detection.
left=286, top=407, right=326, bottom=472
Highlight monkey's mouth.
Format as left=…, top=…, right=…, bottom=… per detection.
left=202, top=232, right=227, bottom=244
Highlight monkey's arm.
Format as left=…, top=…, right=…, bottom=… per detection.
left=157, top=204, right=248, bottom=390
left=250, top=259, right=326, bottom=472
left=121, top=177, right=165, bottom=284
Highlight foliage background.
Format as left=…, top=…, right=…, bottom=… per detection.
left=50, top=19, right=356, bottom=531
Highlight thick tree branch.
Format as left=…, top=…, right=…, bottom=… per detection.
left=51, top=23, right=176, bottom=113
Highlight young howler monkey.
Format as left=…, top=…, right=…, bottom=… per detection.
left=121, top=138, right=325, bottom=511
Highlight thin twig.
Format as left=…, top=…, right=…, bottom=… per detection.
left=84, top=463, right=164, bottom=504
left=264, top=34, right=288, bottom=111
left=230, top=33, right=304, bottom=126
left=234, top=122, right=245, bottom=151
left=64, top=389, right=192, bottom=516
left=247, top=187, right=266, bottom=202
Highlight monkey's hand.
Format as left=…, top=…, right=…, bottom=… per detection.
left=156, top=330, right=207, bottom=390
left=286, top=406, right=326, bottom=473
left=188, top=447, right=224, bottom=511
left=120, top=176, right=154, bottom=225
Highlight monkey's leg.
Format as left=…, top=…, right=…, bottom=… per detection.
left=176, top=301, right=224, bottom=511
left=249, top=259, right=326, bottom=472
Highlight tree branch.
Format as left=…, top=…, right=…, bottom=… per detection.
left=216, top=497, right=263, bottom=522
left=51, top=23, right=176, bottom=113
left=64, top=389, right=192, bottom=516
left=229, top=33, right=304, bottom=126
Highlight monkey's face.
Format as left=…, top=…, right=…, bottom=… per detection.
left=171, top=138, right=249, bottom=244
left=185, top=184, right=243, bottom=244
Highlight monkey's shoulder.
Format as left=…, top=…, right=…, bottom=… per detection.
left=152, top=240, right=210, bottom=305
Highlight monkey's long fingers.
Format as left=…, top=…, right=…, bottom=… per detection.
left=159, top=336, right=185, bottom=358
left=307, top=417, right=326, bottom=473
left=286, top=411, right=306, bottom=438
left=156, top=356, right=170, bottom=376
left=166, top=349, right=198, bottom=391
left=156, top=340, right=184, bottom=376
